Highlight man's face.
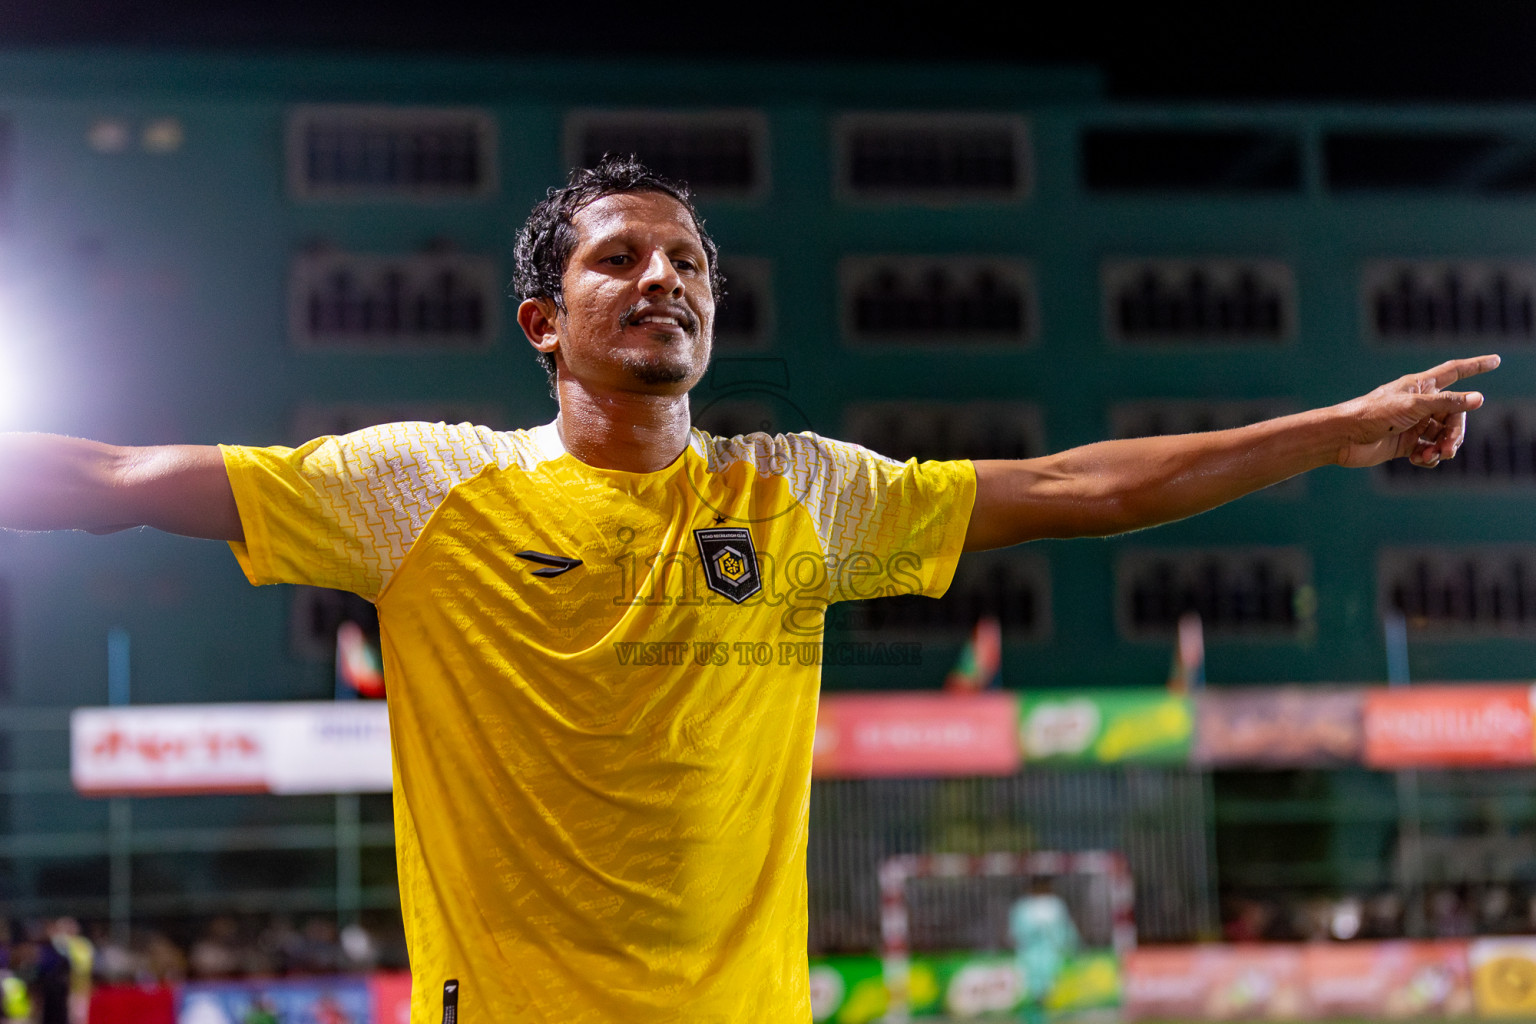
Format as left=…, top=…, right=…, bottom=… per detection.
left=538, top=190, right=715, bottom=395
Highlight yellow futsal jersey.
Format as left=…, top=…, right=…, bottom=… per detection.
left=221, top=421, right=975, bottom=1024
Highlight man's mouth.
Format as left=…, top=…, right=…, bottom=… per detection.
left=622, top=305, right=696, bottom=334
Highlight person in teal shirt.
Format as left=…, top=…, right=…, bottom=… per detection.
left=1010, top=881, right=1080, bottom=1020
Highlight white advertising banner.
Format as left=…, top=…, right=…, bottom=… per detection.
left=71, top=702, right=392, bottom=796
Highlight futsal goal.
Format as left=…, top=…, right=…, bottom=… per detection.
left=877, top=850, right=1135, bottom=1021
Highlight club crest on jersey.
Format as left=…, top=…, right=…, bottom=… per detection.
left=693, top=527, right=762, bottom=604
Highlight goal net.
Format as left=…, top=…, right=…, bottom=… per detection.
left=878, top=850, right=1135, bottom=1020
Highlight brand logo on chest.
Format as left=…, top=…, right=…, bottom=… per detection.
left=693, top=527, right=763, bottom=604
left=514, top=550, right=584, bottom=579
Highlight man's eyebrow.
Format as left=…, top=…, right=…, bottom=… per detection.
left=584, top=227, right=705, bottom=255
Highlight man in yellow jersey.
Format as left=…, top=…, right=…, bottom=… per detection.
left=0, top=156, right=1501, bottom=1023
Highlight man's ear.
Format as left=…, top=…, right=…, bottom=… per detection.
left=518, top=297, right=560, bottom=356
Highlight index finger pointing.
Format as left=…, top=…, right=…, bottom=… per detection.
left=1421, top=353, right=1501, bottom=389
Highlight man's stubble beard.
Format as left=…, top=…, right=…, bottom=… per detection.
left=621, top=349, right=690, bottom=386
left=619, top=332, right=712, bottom=387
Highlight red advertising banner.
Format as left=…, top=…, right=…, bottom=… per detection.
left=812, top=692, right=1020, bottom=778
left=87, top=985, right=175, bottom=1024
left=1302, top=941, right=1471, bottom=1019
left=1124, top=945, right=1304, bottom=1021
left=1125, top=942, right=1473, bottom=1022
left=370, top=971, right=413, bottom=1024
left=1364, top=686, right=1535, bottom=768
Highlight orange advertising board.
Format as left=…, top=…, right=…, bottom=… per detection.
left=1363, top=686, right=1536, bottom=768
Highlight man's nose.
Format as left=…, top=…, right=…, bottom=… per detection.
left=639, top=250, right=683, bottom=296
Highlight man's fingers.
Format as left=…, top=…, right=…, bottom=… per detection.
left=1439, top=410, right=1470, bottom=459
left=1410, top=408, right=1470, bottom=468
left=1412, top=389, right=1485, bottom=418
left=1414, top=354, right=1501, bottom=390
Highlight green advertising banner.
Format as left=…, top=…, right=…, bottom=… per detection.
left=809, top=955, right=888, bottom=1024
left=1046, top=952, right=1122, bottom=1014
left=809, top=951, right=1122, bottom=1021
left=1020, top=691, right=1193, bottom=764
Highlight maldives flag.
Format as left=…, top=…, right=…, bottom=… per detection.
left=335, top=620, right=385, bottom=699
left=943, top=616, right=1002, bottom=693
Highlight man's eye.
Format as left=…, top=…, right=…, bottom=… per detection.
left=674, top=260, right=697, bottom=272
left=604, top=254, right=630, bottom=266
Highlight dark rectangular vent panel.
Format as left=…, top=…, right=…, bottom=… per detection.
left=1081, top=129, right=1302, bottom=193
left=1104, top=259, right=1294, bottom=343
left=566, top=110, right=766, bottom=198
left=287, top=106, right=496, bottom=199
left=714, top=257, right=772, bottom=349
left=843, top=402, right=1043, bottom=462
left=836, top=113, right=1029, bottom=201
left=290, top=250, right=500, bottom=351
left=844, top=552, right=1051, bottom=640
left=1111, top=399, right=1295, bottom=439
left=1118, top=547, right=1312, bottom=639
left=842, top=257, right=1033, bottom=346
left=290, top=402, right=509, bottom=444
left=1381, top=547, right=1536, bottom=633
left=1325, top=132, right=1536, bottom=193
left=1364, top=261, right=1536, bottom=343
left=1378, top=402, right=1536, bottom=487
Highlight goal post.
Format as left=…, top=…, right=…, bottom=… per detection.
left=878, top=850, right=1135, bottom=1021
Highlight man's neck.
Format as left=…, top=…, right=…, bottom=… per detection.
left=555, top=385, right=693, bottom=474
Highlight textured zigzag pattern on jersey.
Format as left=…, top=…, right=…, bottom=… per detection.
left=299, top=421, right=549, bottom=596
left=701, top=430, right=919, bottom=603
left=299, top=422, right=938, bottom=604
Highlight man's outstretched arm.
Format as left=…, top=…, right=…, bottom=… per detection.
left=963, top=355, right=1501, bottom=552
left=0, top=435, right=242, bottom=541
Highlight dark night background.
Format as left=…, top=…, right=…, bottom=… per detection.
left=0, top=1, right=1532, bottom=103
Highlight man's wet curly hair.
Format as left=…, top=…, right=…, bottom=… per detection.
left=512, top=154, right=725, bottom=387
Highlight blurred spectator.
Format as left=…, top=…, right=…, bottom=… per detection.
left=138, top=929, right=187, bottom=983
left=257, top=917, right=303, bottom=975
left=339, top=923, right=377, bottom=971
left=1329, top=897, right=1362, bottom=940
left=0, top=925, right=32, bottom=1024
left=1476, top=885, right=1518, bottom=934
left=1293, top=898, right=1334, bottom=942
left=291, top=918, right=343, bottom=975
left=189, top=917, right=242, bottom=979
left=47, top=918, right=94, bottom=1024
left=86, top=923, right=133, bottom=985
left=1362, top=891, right=1404, bottom=939
left=33, top=920, right=70, bottom=1024
left=1221, top=898, right=1270, bottom=943
left=1428, top=887, right=1474, bottom=938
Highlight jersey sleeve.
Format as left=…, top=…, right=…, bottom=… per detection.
left=221, top=421, right=506, bottom=600
left=788, top=433, right=976, bottom=604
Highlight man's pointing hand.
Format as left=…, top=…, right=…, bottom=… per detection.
left=1335, top=354, right=1502, bottom=469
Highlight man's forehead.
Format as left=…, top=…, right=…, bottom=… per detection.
left=571, top=191, right=703, bottom=248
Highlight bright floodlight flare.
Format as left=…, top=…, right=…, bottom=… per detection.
left=0, top=285, right=46, bottom=431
